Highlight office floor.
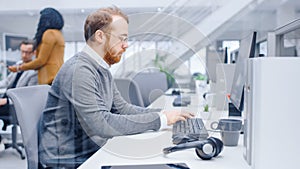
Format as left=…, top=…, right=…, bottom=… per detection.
left=0, top=121, right=26, bottom=169
left=0, top=148, right=26, bottom=169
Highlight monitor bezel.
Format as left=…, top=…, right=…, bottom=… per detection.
left=230, top=31, right=257, bottom=111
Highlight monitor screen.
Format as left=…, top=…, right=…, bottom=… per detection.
left=2, top=33, right=28, bottom=64
left=224, top=47, right=228, bottom=64
left=230, top=32, right=257, bottom=111
left=3, top=33, right=28, bottom=51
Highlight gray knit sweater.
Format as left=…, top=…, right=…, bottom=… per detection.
left=39, top=52, right=161, bottom=166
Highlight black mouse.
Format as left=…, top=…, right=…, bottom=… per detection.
left=172, top=90, right=180, bottom=95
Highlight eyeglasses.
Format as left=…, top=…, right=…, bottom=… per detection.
left=118, top=35, right=128, bottom=43
left=21, top=50, right=33, bottom=55
left=105, top=32, right=128, bottom=43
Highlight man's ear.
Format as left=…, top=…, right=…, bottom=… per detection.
left=94, top=30, right=105, bottom=43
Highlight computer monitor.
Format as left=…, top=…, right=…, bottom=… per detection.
left=3, top=33, right=28, bottom=64
left=3, top=33, right=28, bottom=51
left=230, top=32, right=257, bottom=112
left=224, top=47, right=228, bottom=64
left=281, top=46, right=297, bottom=56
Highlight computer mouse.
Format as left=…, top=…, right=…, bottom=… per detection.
left=203, top=92, right=208, bottom=99
left=172, top=99, right=188, bottom=107
left=172, top=90, right=181, bottom=95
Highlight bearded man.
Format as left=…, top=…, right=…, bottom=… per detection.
left=38, top=6, right=193, bottom=168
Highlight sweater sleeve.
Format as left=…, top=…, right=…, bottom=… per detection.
left=0, top=73, right=15, bottom=89
left=71, top=65, right=161, bottom=138
left=21, top=30, right=56, bottom=70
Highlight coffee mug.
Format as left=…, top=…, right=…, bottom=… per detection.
left=210, top=119, right=243, bottom=146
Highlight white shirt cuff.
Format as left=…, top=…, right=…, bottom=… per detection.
left=158, top=111, right=168, bottom=130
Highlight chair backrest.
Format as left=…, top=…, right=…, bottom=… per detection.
left=132, top=71, right=168, bottom=107
left=7, top=85, right=51, bottom=169
left=114, top=78, right=144, bottom=107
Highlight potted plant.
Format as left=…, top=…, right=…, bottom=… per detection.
left=153, top=53, right=176, bottom=88
left=204, top=104, right=209, bottom=112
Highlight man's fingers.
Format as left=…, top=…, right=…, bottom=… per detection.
left=177, top=116, right=186, bottom=122
left=180, top=112, right=194, bottom=119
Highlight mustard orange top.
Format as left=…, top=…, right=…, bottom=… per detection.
left=21, top=29, right=64, bottom=84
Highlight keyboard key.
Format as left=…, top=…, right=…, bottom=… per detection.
left=172, top=118, right=209, bottom=144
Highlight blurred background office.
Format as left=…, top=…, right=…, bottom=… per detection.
left=0, top=0, right=300, bottom=168
left=1, top=0, right=299, bottom=89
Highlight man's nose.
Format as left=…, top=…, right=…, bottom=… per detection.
left=122, top=41, right=128, bottom=49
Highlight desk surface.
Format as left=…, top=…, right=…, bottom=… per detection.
left=79, top=90, right=250, bottom=169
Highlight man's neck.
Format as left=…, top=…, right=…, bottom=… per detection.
left=87, top=43, right=105, bottom=59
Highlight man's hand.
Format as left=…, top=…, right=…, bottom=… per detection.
left=162, top=110, right=195, bottom=125
left=8, top=65, right=18, bottom=72
left=0, top=98, right=7, bottom=106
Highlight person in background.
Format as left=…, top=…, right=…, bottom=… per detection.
left=0, top=135, right=3, bottom=152
left=8, top=7, right=65, bottom=85
left=38, top=6, right=194, bottom=168
left=0, top=40, right=38, bottom=147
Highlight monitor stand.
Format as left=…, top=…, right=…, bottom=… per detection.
left=228, top=103, right=241, bottom=116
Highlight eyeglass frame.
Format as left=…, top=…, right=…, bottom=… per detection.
left=20, top=50, right=34, bottom=55
left=105, top=32, right=128, bottom=43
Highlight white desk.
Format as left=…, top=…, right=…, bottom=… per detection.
left=78, top=92, right=250, bottom=169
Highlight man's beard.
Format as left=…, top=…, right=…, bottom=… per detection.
left=103, top=51, right=122, bottom=65
left=103, top=42, right=124, bottom=65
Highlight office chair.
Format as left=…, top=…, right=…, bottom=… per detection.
left=114, top=78, right=144, bottom=107
left=0, top=103, right=25, bottom=159
left=6, top=85, right=50, bottom=169
left=132, top=71, right=168, bottom=107
left=7, top=85, right=83, bottom=169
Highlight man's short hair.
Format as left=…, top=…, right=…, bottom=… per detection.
left=84, top=6, right=128, bottom=42
left=20, top=40, right=34, bottom=46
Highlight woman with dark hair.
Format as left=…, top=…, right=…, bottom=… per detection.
left=9, top=7, right=65, bottom=85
